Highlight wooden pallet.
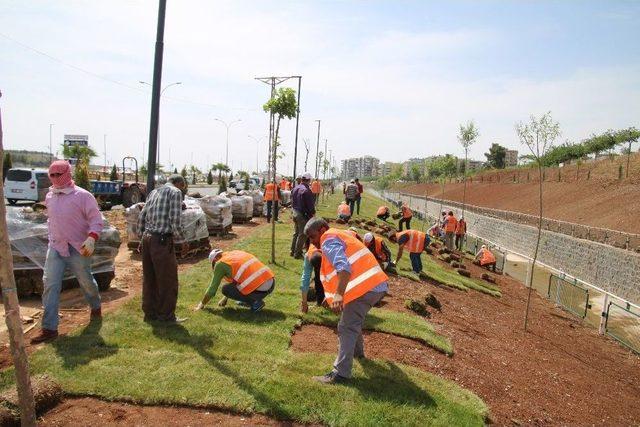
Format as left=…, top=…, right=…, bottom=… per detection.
left=232, top=217, right=253, bottom=224
left=208, top=224, right=233, bottom=237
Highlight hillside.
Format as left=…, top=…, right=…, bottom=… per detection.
left=397, top=152, right=640, bottom=234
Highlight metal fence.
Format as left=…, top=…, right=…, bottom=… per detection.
left=547, top=274, right=590, bottom=318
left=605, top=302, right=640, bottom=355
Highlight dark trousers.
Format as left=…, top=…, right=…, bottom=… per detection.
left=347, top=199, right=356, bottom=217
left=266, top=200, right=279, bottom=222
left=455, top=234, right=465, bottom=251
left=377, top=212, right=390, bottom=221
left=312, top=262, right=325, bottom=305
left=142, top=234, right=179, bottom=321
left=355, top=195, right=361, bottom=215
left=409, top=252, right=422, bottom=273
left=291, top=210, right=309, bottom=258
left=399, top=217, right=411, bottom=231
left=221, top=280, right=275, bottom=305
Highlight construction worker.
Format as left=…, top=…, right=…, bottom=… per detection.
left=444, top=210, right=458, bottom=251
left=195, top=249, right=275, bottom=313
left=390, top=229, right=431, bottom=274
left=455, top=216, right=467, bottom=251
left=376, top=206, right=390, bottom=221
left=337, top=201, right=351, bottom=221
left=354, top=177, right=363, bottom=215
left=263, top=179, right=281, bottom=223
left=279, top=177, right=289, bottom=191
left=344, top=179, right=359, bottom=215
left=311, top=178, right=322, bottom=205
left=291, top=172, right=315, bottom=259
left=304, top=218, right=388, bottom=384
left=363, top=232, right=395, bottom=274
left=474, top=245, right=497, bottom=272
left=299, top=243, right=325, bottom=313
left=398, top=203, right=412, bottom=231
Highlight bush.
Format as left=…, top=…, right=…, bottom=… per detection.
left=74, top=159, right=91, bottom=190
left=110, top=164, right=118, bottom=181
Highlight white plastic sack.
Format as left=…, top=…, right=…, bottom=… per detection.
left=231, top=195, right=253, bottom=221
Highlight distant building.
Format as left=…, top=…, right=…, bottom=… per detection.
left=341, top=156, right=380, bottom=180
left=402, top=158, right=428, bottom=176
left=466, top=160, right=485, bottom=172
left=505, top=149, right=518, bottom=168
left=379, top=161, right=400, bottom=176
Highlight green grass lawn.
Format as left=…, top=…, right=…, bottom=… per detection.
left=1, top=191, right=489, bottom=426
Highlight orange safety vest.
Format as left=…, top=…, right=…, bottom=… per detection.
left=320, top=229, right=388, bottom=305
left=338, top=203, right=351, bottom=216
left=480, top=249, right=496, bottom=265
left=279, top=180, right=288, bottom=190
left=263, top=182, right=280, bottom=201
left=306, top=243, right=321, bottom=260
left=368, top=236, right=389, bottom=262
left=445, top=215, right=458, bottom=233
left=401, top=205, right=412, bottom=219
left=397, top=229, right=426, bottom=253
left=377, top=206, right=389, bottom=216
left=219, top=250, right=274, bottom=295
left=311, top=180, right=322, bottom=194
left=456, top=220, right=466, bottom=235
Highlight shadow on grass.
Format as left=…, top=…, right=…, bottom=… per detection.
left=206, top=307, right=287, bottom=324
left=151, top=322, right=293, bottom=419
left=51, top=319, right=119, bottom=369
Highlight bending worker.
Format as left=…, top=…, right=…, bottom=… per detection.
left=195, top=249, right=275, bottom=313
left=337, top=201, right=351, bottom=221
left=376, top=205, right=390, bottom=221
left=474, top=244, right=497, bottom=272
left=299, top=243, right=325, bottom=313
left=304, top=218, right=389, bottom=385
left=398, top=203, right=412, bottom=231
left=390, top=228, right=431, bottom=274
left=363, top=232, right=396, bottom=274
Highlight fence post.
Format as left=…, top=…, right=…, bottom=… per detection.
left=599, top=294, right=609, bottom=335
left=525, top=260, right=532, bottom=290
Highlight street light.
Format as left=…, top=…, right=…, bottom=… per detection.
left=49, top=123, right=54, bottom=160
left=214, top=118, right=242, bottom=166
left=139, top=80, right=181, bottom=168
left=248, top=135, right=266, bottom=174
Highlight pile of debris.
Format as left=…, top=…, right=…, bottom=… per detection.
left=8, top=206, right=120, bottom=297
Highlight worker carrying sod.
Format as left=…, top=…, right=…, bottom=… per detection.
left=299, top=243, right=325, bottom=313
left=304, top=218, right=389, bottom=384
left=311, top=178, right=322, bottom=205
left=443, top=210, right=458, bottom=251
left=363, top=232, right=396, bottom=274
left=474, top=244, right=497, bottom=272
left=337, top=201, right=351, bottom=221
left=195, top=249, right=275, bottom=313
left=389, top=229, right=431, bottom=274
left=263, top=178, right=282, bottom=223
left=398, top=203, right=412, bottom=231
left=376, top=205, right=390, bottom=221
left=31, top=160, right=104, bottom=344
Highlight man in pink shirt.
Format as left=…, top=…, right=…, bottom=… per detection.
left=31, top=160, right=104, bottom=344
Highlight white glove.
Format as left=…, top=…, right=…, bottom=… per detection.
left=80, top=236, right=96, bottom=257
left=195, top=302, right=205, bottom=311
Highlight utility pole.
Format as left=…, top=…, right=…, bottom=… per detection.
left=315, top=119, right=321, bottom=179
left=49, top=123, right=54, bottom=161
left=213, top=118, right=242, bottom=166
left=103, top=134, right=107, bottom=175
left=292, top=76, right=302, bottom=180
left=145, top=0, right=167, bottom=192
left=0, top=90, right=37, bottom=426
left=323, top=138, right=328, bottom=180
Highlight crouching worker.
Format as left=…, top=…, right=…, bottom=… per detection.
left=300, top=244, right=325, bottom=313
left=304, top=218, right=389, bottom=384
left=363, top=232, right=396, bottom=274
left=195, top=249, right=275, bottom=313
left=390, top=229, right=431, bottom=274
left=376, top=205, right=390, bottom=221
left=337, top=201, right=351, bottom=221
left=474, top=245, right=497, bottom=272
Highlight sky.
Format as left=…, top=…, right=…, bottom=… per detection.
left=1, top=0, right=639, bottom=175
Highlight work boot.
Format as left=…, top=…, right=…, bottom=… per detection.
left=30, top=329, right=58, bottom=344
left=251, top=300, right=265, bottom=313
left=312, top=371, right=348, bottom=385
left=90, top=308, right=102, bottom=320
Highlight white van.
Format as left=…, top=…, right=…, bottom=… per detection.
left=4, top=168, right=51, bottom=204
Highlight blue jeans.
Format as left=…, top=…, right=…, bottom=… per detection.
left=42, top=245, right=101, bottom=330
left=409, top=252, right=422, bottom=273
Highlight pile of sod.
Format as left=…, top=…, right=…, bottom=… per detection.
left=0, top=191, right=488, bottom=426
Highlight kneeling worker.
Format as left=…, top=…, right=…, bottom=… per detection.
left=474, top=245, right=497, bottom=272
left=376, top=205, right=390, bottom=222
left=390, top=229, right=431, bottom=274
left=304, top=218, right=389, bottom=384
left=195, top=249, right=275, bottom=313
left=363, top=232, right=396, bottom=274
left=337, top=201, right=351, bottom=221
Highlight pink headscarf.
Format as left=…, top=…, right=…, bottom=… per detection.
left=48, top=160, right=74, bottom=189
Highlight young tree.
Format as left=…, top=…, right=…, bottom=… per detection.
left=484, top=143, right=507, bottom=169
left=458, top=120, right=479, bottom=218
left=180, top=165, right=188, bottom=179
left=140, top=164, right=148, bottom=179
left=302, top=138, right=311, bottom=172
left=74, top=159, right=91, bottom=190
left=206, top=169, right=213, bottom=185
left=516, top=111, right=561, bottom=331
left=263, top=87, right=298, bottom=263
left=410, top=164, right=422, bottom=183
left=110, top=163, right=118, bottom=181
left=173, top=167, right=178, bottom=174
left=2, top=152, right=12, bottom=181
left=218, top=175, right=227, bottom=194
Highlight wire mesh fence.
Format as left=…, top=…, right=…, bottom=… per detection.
left=605, top=302, right=640, bottom=355
left=547, top=274, right=590, bottom=318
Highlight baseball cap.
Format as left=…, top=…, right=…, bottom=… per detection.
left=363, top=232, right=374, bottom=244
left=302, top=172, right=312, bottom=180
left=208, top=249, right=223, bottom=262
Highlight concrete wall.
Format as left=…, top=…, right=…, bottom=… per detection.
left=376, top=190, right=640, bottom=304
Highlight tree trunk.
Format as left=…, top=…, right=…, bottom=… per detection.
left=462, top=149, right=468, bottom=218
left=0, top=93, right=37, bottom=426
left=270, top=116, right=281, bottom=264
left=627, top=141, right=632, bottom=178
left=524, top=164, right=544, bottom=331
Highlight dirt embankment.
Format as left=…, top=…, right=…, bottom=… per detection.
left=396, top=153, right=640, bottom=234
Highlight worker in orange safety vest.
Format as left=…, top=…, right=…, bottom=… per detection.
left=376, top=205, right=390, bottom=221
left=398, top=203, right=412, bottom=231
left=443, top=210, right=458, bottom=251
left=263, top=180, right=281, bottom=223
left=311, top=179, right=322, bottom=205
left=304, top=218, right=388, bottom=384
left=389, top=229, right=431, bottom=274
left=363, top=232, right=396, bottom=274
left=337, top=201, right=351, bottom=221
left=474, top=245, right=497, bottom=272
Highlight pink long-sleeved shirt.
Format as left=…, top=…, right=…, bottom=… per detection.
left=45, top=186, right=103, bottom=257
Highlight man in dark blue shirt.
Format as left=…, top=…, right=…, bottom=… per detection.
left=290, top=172, right=316, bottom=259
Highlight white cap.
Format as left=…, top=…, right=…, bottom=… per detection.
left=296, top=173, right=303, bottom=179
left=363, top=232, right=374, bottom=244
left=208, top=249, right=223, bottom=262
left=481, top=244, right=487, bottom=249
left=302, top=172, right=312, bottom=180
left=349, top=226, right=358, bottom=232
left=350, top=179, right=355, bottom=183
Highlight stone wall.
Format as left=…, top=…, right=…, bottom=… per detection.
left=375, top=190, right=640, bottom=304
